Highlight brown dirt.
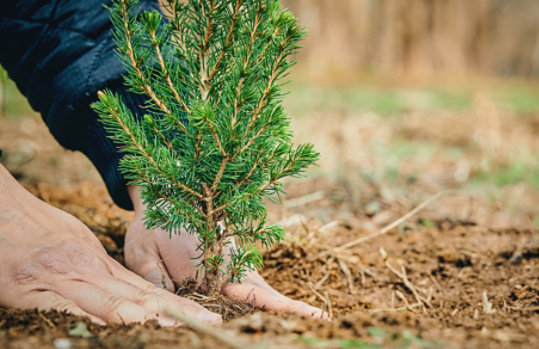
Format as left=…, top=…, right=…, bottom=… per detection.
left=1, top=107, right=538, bottom=348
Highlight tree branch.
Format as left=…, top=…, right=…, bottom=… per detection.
left=120, top=0, right=173, bottom=116
left=101, top=95, right=205, bottom=201
left=207, top=0, right=242, bottom=82
left=149, top=29, right=191, bottom=115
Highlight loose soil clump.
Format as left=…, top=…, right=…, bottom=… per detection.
left=1, top=105, right=538, bottom=348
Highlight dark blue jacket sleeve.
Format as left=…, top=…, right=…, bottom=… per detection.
left=0, top=0, right=160, bottom=210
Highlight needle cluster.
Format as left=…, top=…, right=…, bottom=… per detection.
left=92, top=0, right=318, bottom=295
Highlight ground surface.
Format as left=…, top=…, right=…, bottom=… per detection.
left=0, top=80, right=538, bottom=348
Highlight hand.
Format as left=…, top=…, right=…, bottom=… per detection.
left=125, top=186, right=328, bottom=319
left=0, top=165, right=222, bottom=326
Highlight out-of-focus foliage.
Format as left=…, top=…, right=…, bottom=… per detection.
left=283, top=0, right=539, bottom=78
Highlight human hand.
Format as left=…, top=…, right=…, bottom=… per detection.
left=125, top=186, right=328, bottom=319
left=0, top=165, right=222, bottom=326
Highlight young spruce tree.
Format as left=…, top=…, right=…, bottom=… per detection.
left=92, top=0, right=318, bottom=296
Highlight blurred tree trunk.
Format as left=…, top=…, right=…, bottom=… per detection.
left=281, top=0, right=539, bottom=78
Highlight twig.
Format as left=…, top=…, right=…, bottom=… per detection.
left=336, top=258, right=355, bottom=292
left=482, top=291, right=496, bottom=314
left=388, top=261, right=431, bottom=310
left=164, top=308, right=255, bottom=349
left=307, top=284, right=331, bottom=319
left=314, top=272, right=331, bottom=290
left=381, top=249, right=432, bottom=313
left=38, top=312, right=54, bottom=328
left=285, top=191, right=325, bottom=209
left=324, top=291, right=333, bottom=320
left=504, top=305, right=539, bottom=312
left=395, top=290, right=418, bottom=314
left=369, top=303, right=422, bottom=315
left=335, top=190, right=453, bottom=251
left=319, top=221, right=339, bottom=233
left=314, top=257, right=333, bottom=289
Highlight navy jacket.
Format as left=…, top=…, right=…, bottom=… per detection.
left=0, top=0, right=160, bottom=210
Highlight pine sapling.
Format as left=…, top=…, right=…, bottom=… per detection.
left=92, top=0, right=318, bottom=296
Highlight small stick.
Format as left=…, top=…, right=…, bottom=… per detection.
left=395, top=290, right=418, bottom=314
left=369, top=303, right=421, bottom=315
left=308, top=284, right=331, bottom=318
left=336, top=258, right=355, bottom=292
left=383, top=257, right=432, bottom=312
left=314, top=272, right=331, bottom=290
left=335, top=190, right=453, bottom=251
left=38, top=312, right=54, bottom=328
left=319, top=221, right=339, bottom=233
left=164, top=308, right=255, bottom=349
left=482, top=291, right=496, bottom=314
left=428, top=274, right=442, bottom=292
left=285, top=191, right=325, bottom=209
left=314, top=257, right=333, bottom=289
left=324, top=291, right=333, bottom=320
left=399, top=263, right=431, bottom=308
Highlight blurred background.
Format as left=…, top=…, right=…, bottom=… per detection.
left=0, top=0, right=538, bottom=233
left=285, top=0, right=539, bottom=79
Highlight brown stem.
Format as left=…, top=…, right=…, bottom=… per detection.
left=198, top=0, right=216, bottom=101
left=149, top=29, right=191, bottom=115
left=207, top=0, right=242, bottom=82
left=241, top=50, right=285, bottom=138
left=230, top=5, right=262, bottom=128
left=120, top=0, right=172, bottom=116
left=211, top=156, right=230, bottom=191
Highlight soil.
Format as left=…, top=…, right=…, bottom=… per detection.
left=1, top=106, right=538, bottom=348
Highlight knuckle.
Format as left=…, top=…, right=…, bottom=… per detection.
left=140, top=294, right=160, bottom=311
left=12, top=263, right=40, bottom=285
left=102, top=293, right=126, bottom=312
left=50, top=299, right=77, bottom=312
left=35, top=246, right=71, bottom=275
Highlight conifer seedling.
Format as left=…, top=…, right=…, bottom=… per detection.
left=93, top=0, right=318, bottom=296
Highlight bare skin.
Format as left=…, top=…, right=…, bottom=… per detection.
left=0, top=164, right=222, bottom=326
left=125, top=186, right=327, bottom=319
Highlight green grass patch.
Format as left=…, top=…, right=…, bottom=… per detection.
left=297, top=327, right=441, bottom=349
left=493, top=87, right=539, bottom=114
left=473, top=162, right=539, bottom=188
left=284, top=81, right=539, bottom=118
left=297, top=337, right=376, bottom=348
left=0, top=66, right=37, bottom=118
left=284, top=84, right=473, bottom=117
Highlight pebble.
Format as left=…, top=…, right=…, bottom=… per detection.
left=53, top=338, right=72, bottom=349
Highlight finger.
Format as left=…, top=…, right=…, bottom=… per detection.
left=107, top=261, right=222, bottom=325
left=222, top=282, right=289, bottom=311
left=95, top=275, right=221, bottom=326
left=286, top=300, right=330, bottom=320
left=18, top=290, right=106, bottom=325
left=222, top=282, right=328, bottom=319
left=52, top=279, right=157, bottom=324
